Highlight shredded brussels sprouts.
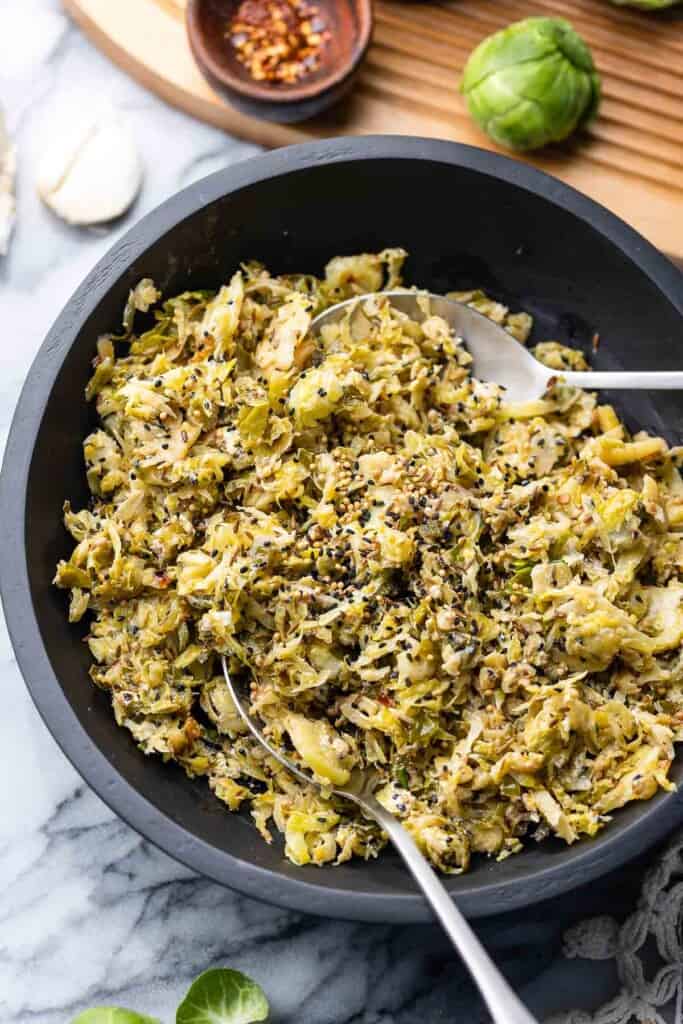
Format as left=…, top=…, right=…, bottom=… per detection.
left=55, top=251, right=683, bottom=873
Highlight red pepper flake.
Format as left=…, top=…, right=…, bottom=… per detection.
left=377, top=691, right=395, bottom=707
left=228, top=0, right=330, bottom=84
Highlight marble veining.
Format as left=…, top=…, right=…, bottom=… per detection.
left=0, top=2, right=654, bottom=1020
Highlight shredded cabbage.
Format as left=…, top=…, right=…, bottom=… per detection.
left=55, top=250, right=683, bottom=873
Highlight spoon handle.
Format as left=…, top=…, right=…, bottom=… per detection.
left=564, top=370, right=683, bottom=390
left=368, top=800, right=538, bottom=1024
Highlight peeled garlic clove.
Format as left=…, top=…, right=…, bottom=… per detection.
left=36, top=111, right=143, bottom=225
left=0, top=107, right=16, bottom=255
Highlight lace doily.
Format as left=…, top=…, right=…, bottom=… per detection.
left=552, top=829, right=683, bottom=1024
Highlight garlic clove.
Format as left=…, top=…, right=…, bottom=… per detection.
left=0, top=107, right=16, bottom=255
left=36, top=111, right=143, bottom=225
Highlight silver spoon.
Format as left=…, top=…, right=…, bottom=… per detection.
left=313, top=290, right=683, bottom=403
left=221, top=658, right=538, bottom=1024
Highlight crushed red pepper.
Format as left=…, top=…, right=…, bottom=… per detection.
left=228, top=0, right=330, bottom=84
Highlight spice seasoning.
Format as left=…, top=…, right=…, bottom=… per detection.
left=228, top=0, right=330, bottom=84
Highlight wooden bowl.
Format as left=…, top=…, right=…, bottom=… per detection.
left=186, top=0, right=372, bottom=123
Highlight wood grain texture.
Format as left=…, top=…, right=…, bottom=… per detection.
left=63, top=0, right=683, bottom=256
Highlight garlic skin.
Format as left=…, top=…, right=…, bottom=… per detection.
left=0, top=108, right=16, bottom=255
left=36, top=111, right=143, bottom=225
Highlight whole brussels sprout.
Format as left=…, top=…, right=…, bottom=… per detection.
left=609, top=0, right=680, bottom=6
left=461, top=17, right=601, bottom=152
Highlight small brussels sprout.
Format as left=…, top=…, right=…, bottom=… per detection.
left=609, top=0, right=680, bottom=7
left=461, top=17, right=601, bottom=152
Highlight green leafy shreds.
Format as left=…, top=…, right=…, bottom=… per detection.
left=70, top=1010, right=161, bottom=1024
left=55, top=249, right=683, bottom=875
left=176, top=969, right=269, bottom=1024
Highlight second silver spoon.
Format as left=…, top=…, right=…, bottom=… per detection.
left=222, top=658, right=538, bottom=1024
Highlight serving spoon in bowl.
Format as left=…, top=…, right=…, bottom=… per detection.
left=312, top=291, right=683, bottom=402
left=221, top=658, right=538, bottom=1024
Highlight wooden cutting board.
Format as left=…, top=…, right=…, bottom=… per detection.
left=64, top=0, right=683, bottom=258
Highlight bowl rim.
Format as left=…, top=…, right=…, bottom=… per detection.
left=186, top=0, right=373, bottom=104
left=3, top=135, right=683, bottom=923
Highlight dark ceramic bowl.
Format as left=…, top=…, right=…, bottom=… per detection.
left=186, top=0, right=372, bottom=123
left=3, top=137, right=683, bottom=924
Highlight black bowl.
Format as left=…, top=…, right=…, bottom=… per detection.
left=3, top=137, right=683, bottom=923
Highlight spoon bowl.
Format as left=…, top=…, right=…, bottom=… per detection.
left=221, top=659, right=381, bottom=804
left=312, top=291, right=683, bottom=402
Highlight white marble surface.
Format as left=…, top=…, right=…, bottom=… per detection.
left=0, top=2, right=649, bottom=1021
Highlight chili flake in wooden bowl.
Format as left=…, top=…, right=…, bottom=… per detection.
left=229, top=0, right=331, bottom=84
left=187, top=0, right=372, bottom=123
